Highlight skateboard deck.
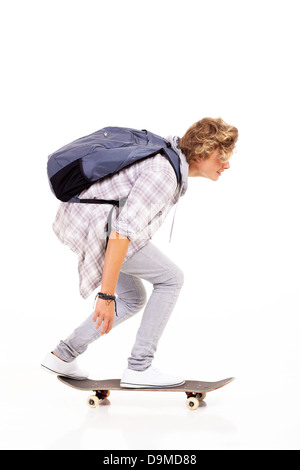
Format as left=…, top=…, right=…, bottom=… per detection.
left=58, top=376, right=234, bottom=410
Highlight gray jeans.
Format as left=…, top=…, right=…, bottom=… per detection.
left=53, top=242, right=184, bottom=371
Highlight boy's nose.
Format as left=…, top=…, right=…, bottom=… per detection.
left=223, top=161, right=230, bottom=170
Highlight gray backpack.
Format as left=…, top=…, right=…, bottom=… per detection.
left=47, top=126, right=181, bottom=205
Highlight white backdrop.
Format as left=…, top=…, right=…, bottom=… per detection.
left=1, top=0, right=299, bottom=450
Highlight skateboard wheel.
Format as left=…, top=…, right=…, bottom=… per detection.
left=87, top=395, right=100, bottom=408
left=196, top=392, right=206, bottom=402
left=186, top=397, right=199, bottom=411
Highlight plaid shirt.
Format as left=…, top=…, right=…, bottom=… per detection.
left=53, top=147, right=188, bottom=299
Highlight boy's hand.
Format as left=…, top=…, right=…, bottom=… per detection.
left=93, top=298, right=115, bottom=335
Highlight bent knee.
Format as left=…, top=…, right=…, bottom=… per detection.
left=156, top=265, right=184, bottom=291
left=173, top=266, right=184, bottom=289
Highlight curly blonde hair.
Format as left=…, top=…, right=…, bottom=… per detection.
left=179, top=117, right=238, bottom=162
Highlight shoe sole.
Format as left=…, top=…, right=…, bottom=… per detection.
left=40, top=364, right=88, bottom=381
left=120, top=380, right=185, bottom=389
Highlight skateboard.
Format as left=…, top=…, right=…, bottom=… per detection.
left=58, top=376, right=234, bottom=410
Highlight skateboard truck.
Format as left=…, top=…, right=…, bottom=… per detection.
left=87, top=390, right=110, bottom=408
left=185, top=392, right=207, bottom=410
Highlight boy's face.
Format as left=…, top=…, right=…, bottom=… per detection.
left=188, top=148, right=230, bottom=181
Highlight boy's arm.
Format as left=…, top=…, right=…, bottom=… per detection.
left=93, top=230, right=130, bottom=335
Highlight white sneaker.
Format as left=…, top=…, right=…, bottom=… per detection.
left=41, top=352, right=89, bottom=380
left=120, top=366, right=185, bottom=388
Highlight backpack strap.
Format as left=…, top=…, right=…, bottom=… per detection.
left=105, top=197, right=128, bottom=250
left=78, top=198, right=120, bottom=205
left=70, top=195, right=128, bottom=250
